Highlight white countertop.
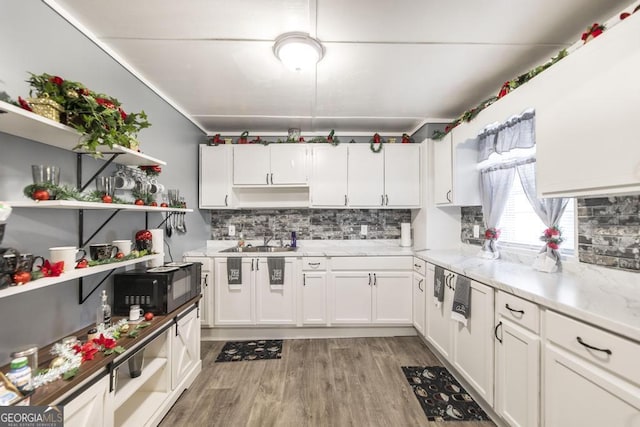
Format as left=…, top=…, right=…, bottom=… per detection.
left=414, top=248, right=640, bottom=343
left=184, top=240, right=640, bottom=342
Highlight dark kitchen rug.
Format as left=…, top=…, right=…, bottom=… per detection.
left=402, top=366, right=489, bottom=422
left=215, top=340, right=283, bottom=362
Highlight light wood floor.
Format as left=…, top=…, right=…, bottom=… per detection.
left=160, top=337, right=496, bottom=427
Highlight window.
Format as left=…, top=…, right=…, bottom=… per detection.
left=498, top=173, right=575, bottom=254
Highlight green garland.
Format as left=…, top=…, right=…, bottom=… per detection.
left=86, top=249, right=150, bottom=267
left=24, top=183, right=127, bottom=205
left=431, top=48, right=568, bottom=141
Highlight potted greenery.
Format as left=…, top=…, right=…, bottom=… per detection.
left=25, top=73, right=151, bottom=157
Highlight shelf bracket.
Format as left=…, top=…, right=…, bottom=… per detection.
left=76, top=153, right=121, bottom=192
left=155, top=212, right=175, bottom=228
left=81, top=209, right=122, bottom=248
left=79, top=270, right=115, bottom=304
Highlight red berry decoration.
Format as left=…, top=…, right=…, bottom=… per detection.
left=102, top=194, right=113, bottom=203
left=149, top=201, right=157, bottom=207
left=134, top=199, right=144, bottom=205
left=32, top=189, right=50, bottom=201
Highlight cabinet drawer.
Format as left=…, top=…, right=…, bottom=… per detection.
left=412, top=257, right=426, bottom=276
left=330, top=256, right=412, bottom=271
left=496, top=291, right=540, bottom=333
left=302, top=257, right=327, bottom=271
left=546, top=310, right=640, bottom=386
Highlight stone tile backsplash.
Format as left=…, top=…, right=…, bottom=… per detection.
left=460, top=195, right=640, bottom=272
left=209, top=209, right=411, bottom=241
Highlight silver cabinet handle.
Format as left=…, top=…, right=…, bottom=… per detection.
left=373, top=273, right=377, bottom=286
left=266, top=173, right=269, bottom=184
left=381, top=195, right=384, bottom=206
left=344, top=195, right=347, bottom=206
left=446, top=190, right=452, bottom=202
left=418, top=278, right=424, bottom=292
left=368, top=273, right=372, bottom=286
left=256, top=258, right=259, bottom=270
left=270, top=173, right=273, bottom=184
left=303, top=273, right=306, bottom=286
left=251, top=259, right=254, bottom=271
left=203, top=273, right=208, bottom=287
left=224, top=194, right=228, bottom=206
left=385, top=194, right=389, bottom=205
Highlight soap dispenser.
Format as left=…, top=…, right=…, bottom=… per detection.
left=291, top=231, right=297, bottom=248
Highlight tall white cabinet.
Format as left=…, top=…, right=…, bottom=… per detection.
left=199, top=145, right=232, bottom=208
left=311, top=145, right=348, bottom=207
left=347, top=145, right=385, bottom=207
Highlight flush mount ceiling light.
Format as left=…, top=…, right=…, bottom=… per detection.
left=273, top=32, right=324, bottom=71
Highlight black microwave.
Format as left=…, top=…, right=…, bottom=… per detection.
left=113, top=262, right=201, bottom=315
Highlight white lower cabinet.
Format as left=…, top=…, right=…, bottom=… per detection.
left=214, top=257, right=296, bottom=326
left=64, top=375, right=112, bottom=427
left=330, top=257, right=413, bottom=325
left=301, top=257, right=328, bottom=325
left=424, top=265, right=455, bottom=359
left=494, top=291, right=541, bottom=427
left=412, top=273, right=426, bottom=336
left=544, top=310, right=640, bottom=427
left=171, top=307, right=201, bottom=390
left=183, top=256, right=214, bottom=328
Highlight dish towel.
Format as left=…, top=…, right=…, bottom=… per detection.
left=267, top=257, right=285, bottom=285
left=451, top=275, right=471, bottom=327
left=227, top=257, right=242, bottom=285
left=434, top=265, right=445, bottom=308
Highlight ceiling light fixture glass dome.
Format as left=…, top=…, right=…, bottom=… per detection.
left=273, top=32, right=325, bottom=71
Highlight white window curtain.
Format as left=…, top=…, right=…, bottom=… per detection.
left=477, top=109, right=536, bottom=259
left=516, top=161, right=569, bottom=272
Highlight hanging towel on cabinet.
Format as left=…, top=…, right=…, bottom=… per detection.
left=451, top=275, right=471, bottom=327
left=267, top=257, right=285, bottom=285
left=227, top=257, right=242, bottom=285
left=434, top=265, right=445, bottom=308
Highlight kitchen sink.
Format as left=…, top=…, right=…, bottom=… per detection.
left=220, top=245, right=297, bottom=253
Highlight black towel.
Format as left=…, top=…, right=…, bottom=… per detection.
left=227, top=257, right=242, bottom=285
left=434, top=265, right=445, bottom=307
left=267, top=257, right=285, bottom=285
left=452, top=275, right=471, bottom=327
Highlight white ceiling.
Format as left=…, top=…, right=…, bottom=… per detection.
left=48, top=0, right=627, bottom=136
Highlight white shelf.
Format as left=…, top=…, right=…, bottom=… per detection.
left=114, top=357, right=168, bottom=408
left=115, top=391, right=169, bottom=427
left=0, top=100, right=165, bottom=166
left=7, top=200, right=192, bottom=212
left=0, top=254, right=161, bottom=299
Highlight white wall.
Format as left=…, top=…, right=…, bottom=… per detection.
left=0, top=0, right=207, bottom=363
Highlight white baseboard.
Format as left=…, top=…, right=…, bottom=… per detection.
left=201, top=326, right=417, bottom=341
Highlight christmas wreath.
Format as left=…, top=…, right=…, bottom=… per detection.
left=370, top=133, right=385, bottom=153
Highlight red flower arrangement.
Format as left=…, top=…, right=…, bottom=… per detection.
left=93, top=334, right=116, bottom=350
left=140, top=165, right=162, bottom=176
left=581, top=23, right=605, bottom=43
left=540, top=225, right=563, bottom=250
left=40, top=260, right=64, bottom=277
left=484, top=228, right=501, bottom=240
left=73, top=342, right=99, bottom=362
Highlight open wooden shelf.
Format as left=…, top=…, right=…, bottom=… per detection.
left=114, top=357, right=168, bottom=408
left=0, top=254, right=161, bottom=300
left=0, top=100, right=166, bottom=166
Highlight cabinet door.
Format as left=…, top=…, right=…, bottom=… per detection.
left=347, top=145, right=385, bottom=207
left=544, top=344, right=640, bottom=427
left=384, top=144, right=420, bottom=207
left=331, top=272, right=372, bottom=324
left=425, top=268, right=454, bottom=359
left=64, top=375, right=111, bottom=427
left=233, top=145, right=270, bottom=185
left=451, top=279, right=495, bottom=406
left=184, top=256, right=214, bottom=328
left=200, top=145, right=232, bottom=208
left=171, top=308, right=200, bottom=390
left=311, top=145, right=348, bottom=206
left=412, top=273, right=426, bottom=336
left=214, top=258, right=254, bottom=325
left=302, top=271, right=327, bottom=325
left=270, top=145, right=308, bottom=185
left=495, top=319, right=540, bottom=427
left=536, top=19, right=640, bottom=198
left=255, top=258, right=296, bottom=324
left=372, top=271, right=413, bottom=324
left=432, top=134, right=453, bottom=205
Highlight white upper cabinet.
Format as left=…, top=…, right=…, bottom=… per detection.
left=199, top=145, right=233, bottom=208
left=311, top=145, right=348, bottom=207
left=432, top=132, right=481, bottom=206
left=233, top=144, right=308, bottom=186
left=536, top=16, right=640, bottom=198
left=347, top=144, right=385, bottom=207
left=384, top=144, right=421, bottom=207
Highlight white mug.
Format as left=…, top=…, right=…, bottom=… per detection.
left=114, top=175, right=135, bottom=190
left=149, top=182, right=165, bottom=195
left=112, top=240, right=132, bottom=256
left=49, top=246, right=86, bottom=272
left=129, top=305, right=144, bottom=321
